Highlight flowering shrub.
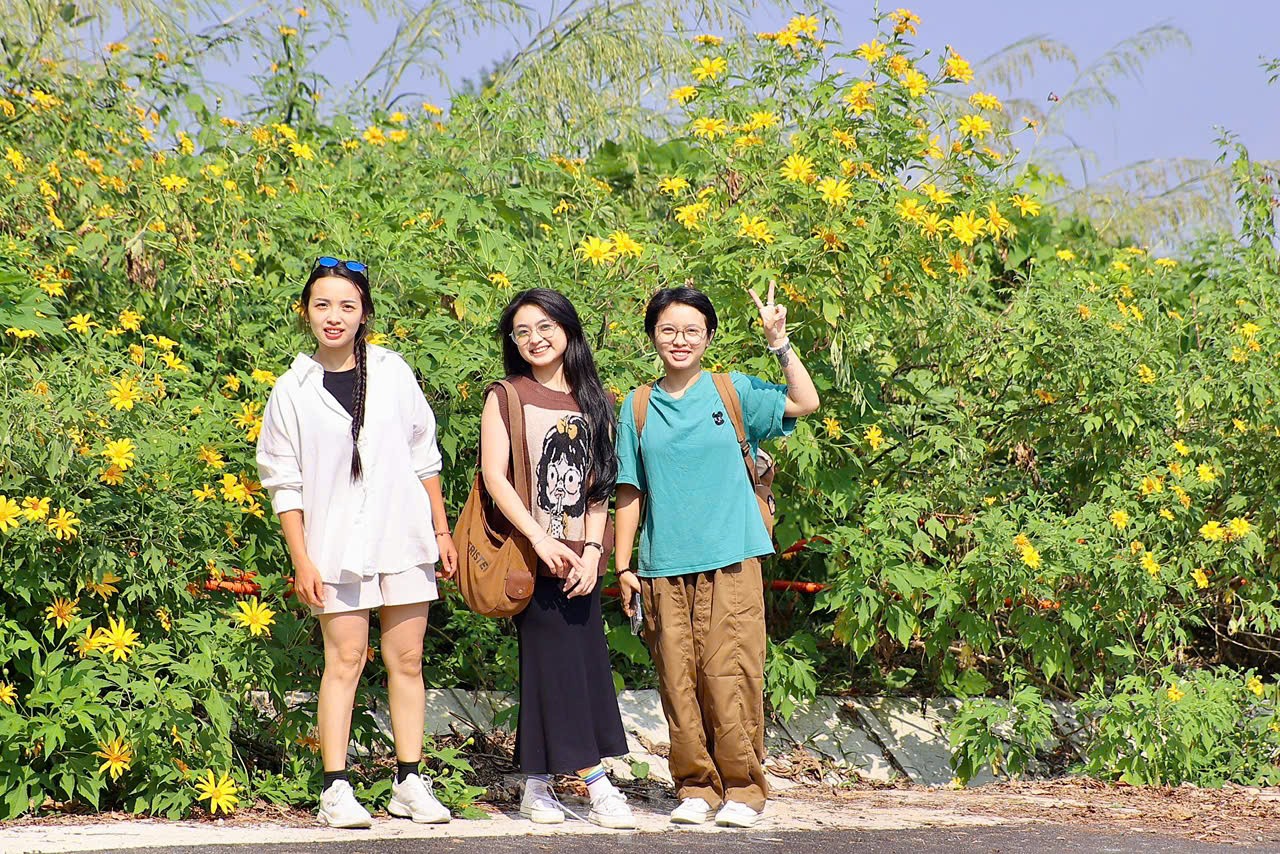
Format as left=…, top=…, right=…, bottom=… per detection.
left=0, top=7, right=1278, bottom=816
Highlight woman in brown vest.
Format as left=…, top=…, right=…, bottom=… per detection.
left=479, top=288, right=634, bottom=828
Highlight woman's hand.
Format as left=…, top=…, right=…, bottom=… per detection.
left=618, top=570, right=641, bottom=617
left=533, top=535, right=585, bottom=579
left=292, top=558, right=326, bottom=609
left=562, top=545, right=600, bottom=598
left=436, top=532, right=458, bottom=580
left=749, top=279, right=788, bottom=347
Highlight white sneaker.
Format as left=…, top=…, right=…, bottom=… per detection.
left=714, top=800, right=761, bottom=828
left=588, top=787, right=636, bottom=829
left=670, top=796, right=712, bottom=824
left=519, top=778, right=565, bottom=824
left=317, top=779, right=372, bottom=828
left=388, top=773, right=451, bottom=824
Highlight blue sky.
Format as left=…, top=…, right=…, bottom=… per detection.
left=199, top=1, right=1277, bottom=181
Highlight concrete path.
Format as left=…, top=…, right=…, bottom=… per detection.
left=5, top=814, right=1254, bottom=850
left=0, top=793, right=1164, bottom=854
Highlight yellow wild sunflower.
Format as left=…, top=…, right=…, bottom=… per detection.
left=779, top=153, right=815, bottom=184
left=94, top=736, right=133, bottom=780
left=948, top=211, right=986, bottom=245
left=234, top=597, right=276, bottom=637
left=94, top=616, right=140, bottom=661
left=47, top=507, right=80, bottom=540
left=608, top=231, right=643, bottom=259
left=195, top=770, right=240, bottom=815
left=690, top=56, right=727, bottom=82
left=735, top=214, right=774, bottom=246
left=0, top=496, right=21, bottom=532
left=690, top=116, right=729, bottom=140
left=576, top=236, right=617, bottom=267
left=103, top=438, right=136, bottom=471
left=21, top=496, right=50, bottom=522
left=816, top=177, right=852, bottom=208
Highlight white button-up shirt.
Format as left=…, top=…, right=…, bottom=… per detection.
left=256, top=345, right=443, bottom=583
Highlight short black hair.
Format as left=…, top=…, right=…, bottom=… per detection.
left=644, top=287, right=718, bottom=340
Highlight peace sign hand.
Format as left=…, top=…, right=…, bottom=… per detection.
left=749, top=279, right=788, bottom=347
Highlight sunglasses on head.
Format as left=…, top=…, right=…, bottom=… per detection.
left=314, top=256, right=368, bottom=274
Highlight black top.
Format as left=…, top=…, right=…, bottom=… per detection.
left=324, top=368, right=356, bottom=417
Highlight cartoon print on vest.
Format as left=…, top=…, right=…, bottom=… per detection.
left=713, top=410, right=725, bottom=426
left=537, top=414, right=589, bottom=538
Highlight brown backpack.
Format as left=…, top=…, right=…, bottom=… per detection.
left=632, top=373, right=777, bottom=535
left=452, top=380, right=536, bottom=617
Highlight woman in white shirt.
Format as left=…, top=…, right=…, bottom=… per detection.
left=256, top=257, right=457, bottom=828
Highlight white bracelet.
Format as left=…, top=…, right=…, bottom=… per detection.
left=767, top=337, right=792, bottom=356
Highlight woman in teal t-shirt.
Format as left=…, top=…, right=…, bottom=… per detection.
left=614, top=284, right=819, bottom=829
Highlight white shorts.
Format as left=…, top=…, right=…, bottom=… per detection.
left=312, top=564, right=439, bottom=616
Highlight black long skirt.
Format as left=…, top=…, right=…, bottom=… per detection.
left=512, top=576, right=628, bottom=774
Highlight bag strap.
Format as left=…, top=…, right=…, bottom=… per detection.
left=711, top=372, right=760, bottom=489
left=628, top=384, right=655, bottom=531
left=497, top=379, right=533, bottom=510
left=632, top=383, right=653, bottom=437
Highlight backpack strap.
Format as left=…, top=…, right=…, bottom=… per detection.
left=495, top=379, right=533, bottom=510
left=627, top=384, right=655, bottom=531
left=711, top=372, right=760, bottom=489
left=632, top=383, right=653, bottom=437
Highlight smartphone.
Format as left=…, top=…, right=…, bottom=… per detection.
left=629, top=591, right=644, bottom=636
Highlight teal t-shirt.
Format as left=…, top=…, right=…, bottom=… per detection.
left=616, top=371, right=795, bottom=577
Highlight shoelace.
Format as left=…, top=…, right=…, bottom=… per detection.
left=529, top=782, right=585, bottom=822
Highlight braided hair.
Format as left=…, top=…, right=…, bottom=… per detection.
left=299, top=263, right=375, bottom=482
left=348, top=335, right=369, bottom=480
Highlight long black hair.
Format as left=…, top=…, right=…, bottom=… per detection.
left=300, top=263, right=375, bottom=481
left=498, top=288, right=617, bottom=506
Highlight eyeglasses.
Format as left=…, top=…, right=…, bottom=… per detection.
left=510, top=320, right=560, bottom=344
left=314, top=256, right=368, bottom=274
left=654, top=325, right=707, bottom=344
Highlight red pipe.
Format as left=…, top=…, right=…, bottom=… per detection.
left=603, top=578, right=825, bottom=598
left=780, top=536, right=831, bottom=559
left=768, top=579, right=826, bottom=593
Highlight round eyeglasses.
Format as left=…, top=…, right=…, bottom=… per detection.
left=654, top=325, right=707, bottom=345
left=510, top=320, right=560, bottom=344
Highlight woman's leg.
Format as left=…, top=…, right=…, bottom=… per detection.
left=317, top=610, right=372, bottom=772
left=699, top=559, right=768, bottom=812
left=642, top=573, right=724, bottom=808
left=379, top=602, right=429, bottom=764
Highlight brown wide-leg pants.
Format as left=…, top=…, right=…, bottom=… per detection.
left=640, top=558, right=767, bottom=811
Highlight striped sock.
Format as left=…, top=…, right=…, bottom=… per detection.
left=579, top=763, right=610, bottom=800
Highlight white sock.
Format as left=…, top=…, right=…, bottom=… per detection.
left=585, top=774, right=613, bottom=801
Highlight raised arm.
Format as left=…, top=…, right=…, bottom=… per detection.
left=750, top=279, right=820, bottom=417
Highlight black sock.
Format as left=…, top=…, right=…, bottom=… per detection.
left=322, top=770, right=348, bottom=792
left=396, top=761, right=421, bottom=783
